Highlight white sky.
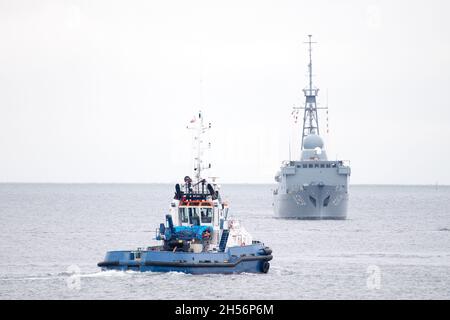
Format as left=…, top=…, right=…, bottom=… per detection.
left=0, top=0, right=449, bottom=184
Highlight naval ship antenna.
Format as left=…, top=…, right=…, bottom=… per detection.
left=296, top=35, right=327, bottom=150
left=307, top=34, right=314, bottom=92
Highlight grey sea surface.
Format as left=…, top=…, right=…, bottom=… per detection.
left=0, top=183, right=449, bottom=299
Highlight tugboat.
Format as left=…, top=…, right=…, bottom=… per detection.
left=98, top=112, right=273, bottom=274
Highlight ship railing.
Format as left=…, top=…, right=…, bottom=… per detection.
left=338, top=160, right=351, bottom=167
left=182, top=192, right=210, bottom=201
left=284, top=160, right=350, bottom=165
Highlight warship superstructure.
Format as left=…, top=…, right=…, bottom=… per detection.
left=273, top=35, right=351, bottom=219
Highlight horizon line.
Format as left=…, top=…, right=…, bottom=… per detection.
left=0, top=182, right=448, bottom=187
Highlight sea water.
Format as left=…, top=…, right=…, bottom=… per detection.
left=0, top=184, right=449, bottom=299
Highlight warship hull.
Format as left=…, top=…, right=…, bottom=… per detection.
left=274, top=185, right=348, bottom=219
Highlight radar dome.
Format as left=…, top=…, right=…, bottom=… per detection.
left=303, top=134, right=324, bottom=149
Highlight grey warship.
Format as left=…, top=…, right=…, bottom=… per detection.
left=273, top=35, right=351, bottom=219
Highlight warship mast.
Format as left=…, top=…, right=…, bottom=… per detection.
left=300, top=35, right=321, bottom=150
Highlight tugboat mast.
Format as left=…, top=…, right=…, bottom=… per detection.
left=189, top=111, right=211, bottom=182
left=300, top=35, right=321, bottom=150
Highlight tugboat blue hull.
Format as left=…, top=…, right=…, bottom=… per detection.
left=98, top=243, right=272, bottom=274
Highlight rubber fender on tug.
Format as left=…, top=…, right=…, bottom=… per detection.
left=262, top=261, right=270, bottom=273
left=98, top=261, right=119, bottom=267
left=262, top=247, right=272, bottom=255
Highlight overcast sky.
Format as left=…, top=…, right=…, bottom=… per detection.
left=0, top=0, right=449, bottom=184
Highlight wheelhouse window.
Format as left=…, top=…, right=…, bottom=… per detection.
left=308, top=164, right=313, bottom=168
left=188, top=208, right=200, bottom=226
left=199, top=207, right=213, bottom=223
left=179, top=208, right=189, bottom=223
left=303, top=164, right=307, bottom=168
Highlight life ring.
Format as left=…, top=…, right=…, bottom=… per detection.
left=202, top=230, right=211, bottom=240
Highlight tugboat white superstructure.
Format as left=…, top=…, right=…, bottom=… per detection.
left=273, top=35, right=351, bottom=219
left=98, top=112, right=272, bottom=274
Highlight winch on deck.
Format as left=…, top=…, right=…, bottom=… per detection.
left=156, top=214, right=213, bottom=252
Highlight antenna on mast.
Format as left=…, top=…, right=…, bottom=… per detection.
left=307, top=34, right=314, bottom=91
left=291, top=35, right=328, bottom=152
left=289, top=136, right=291, bottom=161
left=199, top=71, right=204, bottom=111
left=326, top=89, right=329, bottom=134
left=187, top=111, right=212, bottom=182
